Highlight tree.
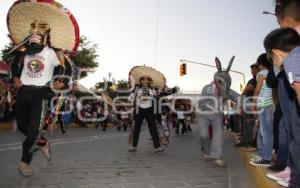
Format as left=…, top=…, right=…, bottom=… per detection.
left=94, top=80, right=117, bottom=99
left=0, top=35, right=98, bottom=79
left=1, top=44, right=15, bottom=64
left=72, top=36, right=98, bottom=78
left=116, top=79, right=130, bottom=90
left=115, top=79, right=131, bottom=98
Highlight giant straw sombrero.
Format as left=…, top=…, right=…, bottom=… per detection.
left=7, top=0, right=80, bottom=51
left=129, top=65, right=166, bottom=90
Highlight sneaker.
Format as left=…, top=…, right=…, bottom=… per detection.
left=249, top=159, right=271, bottom=167
left=40, top=142, right=51, bottom=161
left=18, top=162, right=32, bottom=177
left=154, top=147, right=165, bottom=153
left=267, top=167, right=290, bottom=181
left=214, top=159, right=226, bottom=167
left=250, top=154, right=262, bottom=162
left=128, top=146, right=137, bottom=152
left=277, top=177, right=290, bottom=187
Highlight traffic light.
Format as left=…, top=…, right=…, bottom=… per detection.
left=180, top=63, right=187, bottom=76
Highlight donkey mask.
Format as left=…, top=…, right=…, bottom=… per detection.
left=213, top=56, right=235, bottom=99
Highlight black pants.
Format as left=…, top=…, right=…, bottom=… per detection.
left=175, top=119, right=186, bottom=134
left=15, top=86, right=49, bottom=164
left=96, top=116, right=108, bottom=131
left=273, top=105, right=282, bottom=152
left=290, top=100, right=300, bottom=187
left=240, top=113, right=255, bottom=146
left=133, top=109, right=160, bottom=149
left=121, top=118, right=130, bottom=131
left=57, top=114, right=65, bottom=133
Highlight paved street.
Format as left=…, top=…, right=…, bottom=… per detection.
left=0, top=124, right=254, bottom=188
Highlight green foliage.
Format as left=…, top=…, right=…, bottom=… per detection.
left=116, top=79, right=130, bottom=89
left=72, top=36, right=98, bottom=78
left=94, top=81, right=116, bottom=99
left=1, top=43, right=15, bottom=64
left=73, top=90, right=94, bottom=99
left=94, top=79, right=131, bottom=98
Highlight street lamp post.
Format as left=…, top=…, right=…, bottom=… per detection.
left=262, top=11, right=276, bottom=16
left=108, top=72, right=112, bottom=82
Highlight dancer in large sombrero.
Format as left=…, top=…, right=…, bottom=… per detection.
left=128, top=65, right=178, bottom=152
left=7, top=0, right=79, bottom=176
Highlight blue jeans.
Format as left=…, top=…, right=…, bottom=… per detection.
left=276, top=117, right=291, bottom=167
left=257, top=105, right=275, bottom=161
left=290, top=101, right=300, bottom=187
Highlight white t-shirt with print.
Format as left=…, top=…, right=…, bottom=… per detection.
left=20, top=46, right=60, bottom=86
left=136, top=87, right=155, bottom=109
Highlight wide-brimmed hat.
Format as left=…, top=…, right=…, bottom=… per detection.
left=129, top=65, right=166, bottom=90
left=7, top=0, right=80, bottom=51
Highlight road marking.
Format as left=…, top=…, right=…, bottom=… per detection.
left=0, top=133, right=123, bottom=147
left=0, top=134, right=126, bottom=152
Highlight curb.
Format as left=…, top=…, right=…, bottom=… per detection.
left=0, top=122, right=12, bottom=130
left=231, top=132, right=281, bottom=188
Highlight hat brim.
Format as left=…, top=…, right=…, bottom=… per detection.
left=7, top=0, right=80, bottom=51
left=129, top=66, right=166, bottom=90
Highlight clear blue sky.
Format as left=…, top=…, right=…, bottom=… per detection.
left=0, top=0, right=278, bottom=92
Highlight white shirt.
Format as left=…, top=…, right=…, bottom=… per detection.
left=20, top=46, right=60, bottom=86
left=177, top=111, right=185, bottom=119
left=136, top=87, right=155, bottom=109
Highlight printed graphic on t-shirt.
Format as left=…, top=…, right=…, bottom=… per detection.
left=20, top=47, right=60, bottom=86
left=26, top=58, right=45, bottom=78
left=136, top=87, right=153, bottom=109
